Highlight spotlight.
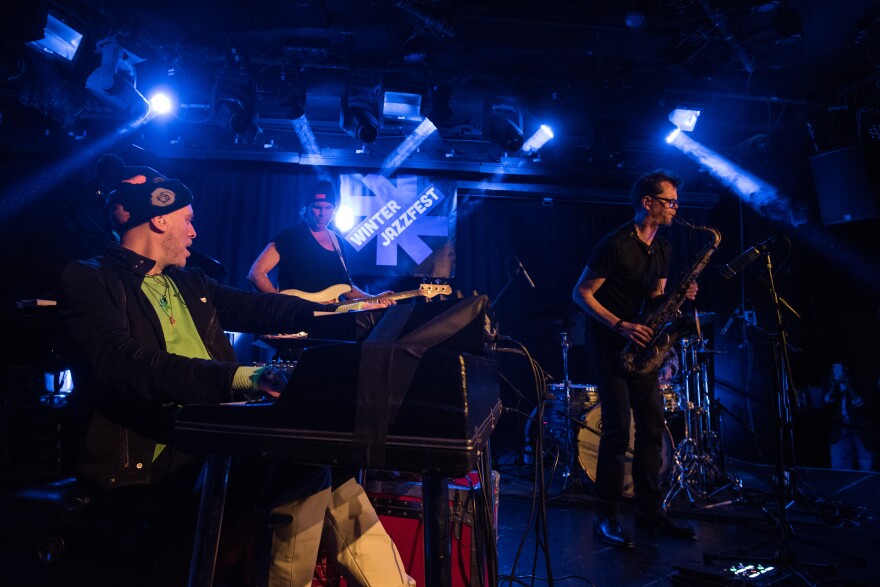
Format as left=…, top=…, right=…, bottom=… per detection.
left=217, top=98, right=253, bottom=134
left=334, top=204, right=356, bottom=232
left=625, top=11, right=646, bottom=30
left=668, top=108, right=701, bottom=132
left=383, top=91, right=423, bottom=122
left=522, top=125, right=554, bottom=153
left=279, top=79, right=306, bottom=120
left=212, top=77, right=255, bottom=135
left=27, top=13, right=83, bottom=62
left=85, top=36, right=150, bottom=120
left=149, top=92, right=173, bottom=115
left=483, top=97, right=524, bottom=152
left=343, top=107, right=379, bottom=143
left=341, top=88, right=380, bottom=143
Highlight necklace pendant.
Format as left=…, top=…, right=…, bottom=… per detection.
left=169, top=316, right=176, bottom=326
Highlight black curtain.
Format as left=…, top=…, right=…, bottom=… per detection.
left=189, top=165, right=315, bottom=290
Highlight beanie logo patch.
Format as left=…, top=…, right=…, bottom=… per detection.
left=151, top=187, right=177, bottom=208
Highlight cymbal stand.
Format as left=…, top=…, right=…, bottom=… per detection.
left=663, top=335, right=742, bottom=510
left=557, top=332, right=579, bottom=492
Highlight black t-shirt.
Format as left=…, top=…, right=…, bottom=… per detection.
left=586, top=222, right=671, bottom=322
left=273, top=222, right=352, bottom=293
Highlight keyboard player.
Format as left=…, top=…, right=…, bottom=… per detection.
left=58, top=177, right=412, bottom=586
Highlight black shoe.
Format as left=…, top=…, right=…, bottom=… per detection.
left=634, top=511, right=696, bottom=539
left=593, top=513, right=635, bottom=549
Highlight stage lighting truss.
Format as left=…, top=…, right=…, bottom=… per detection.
left=84, top=35, right=150, bottom=120
left=483, top=97, right=524, bottom=152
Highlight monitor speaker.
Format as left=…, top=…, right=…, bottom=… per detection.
left=809, top=145, right=879, bottom=225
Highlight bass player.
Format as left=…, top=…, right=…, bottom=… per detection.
left=247, top=180, right=392, bottom=310
left=572, top=169, right=698, bottom=549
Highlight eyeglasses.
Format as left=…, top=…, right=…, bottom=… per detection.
left=650, top=195, right=679, bottom=208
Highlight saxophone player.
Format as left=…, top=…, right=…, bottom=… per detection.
left=572, top=169, right=698, bottom=549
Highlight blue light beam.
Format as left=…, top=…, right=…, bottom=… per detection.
left=379, top=118, right=437, bottom=177
left=667, top=131, right=807, bottom=226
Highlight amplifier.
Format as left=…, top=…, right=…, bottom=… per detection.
left=313, top=471, right=499, bottom=587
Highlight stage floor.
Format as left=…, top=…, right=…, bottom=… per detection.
left=495, top=457, right=879, bottom=586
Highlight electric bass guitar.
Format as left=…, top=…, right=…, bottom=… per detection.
left=281, top=282, right=452, bottom=311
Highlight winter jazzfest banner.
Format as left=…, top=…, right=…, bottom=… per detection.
left=338, top=173, right=456, bottom=278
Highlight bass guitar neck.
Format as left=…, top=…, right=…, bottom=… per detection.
left=281, top=283, right=452, bottom=311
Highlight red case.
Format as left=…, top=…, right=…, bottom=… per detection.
left=313, top=471, right=499, bottom=587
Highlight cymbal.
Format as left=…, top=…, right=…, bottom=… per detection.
left=695, top=311, right=717, bottom=325
left=678, top=312, right=717, bottom=326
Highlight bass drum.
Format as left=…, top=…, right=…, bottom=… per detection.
left=577, top=404, right=673, bottom=497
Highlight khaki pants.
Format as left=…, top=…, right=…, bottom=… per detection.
left=268, top=478, right=415, bottom=587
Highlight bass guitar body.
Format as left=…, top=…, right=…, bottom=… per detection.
left=280, top=284, right=353, bottom=304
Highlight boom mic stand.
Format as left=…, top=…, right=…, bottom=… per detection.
left=704, top=250, right=840, bottom=585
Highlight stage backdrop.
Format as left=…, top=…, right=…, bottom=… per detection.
left=339, top=173, right=457, bottom=278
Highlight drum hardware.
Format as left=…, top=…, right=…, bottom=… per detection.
left=523, top=331, right=600, bottom=490
left=661, top=384, right=684, bottom=413
left=577, top=404, right=673, bottom=497
left=662, top=324, right=744, bottom=511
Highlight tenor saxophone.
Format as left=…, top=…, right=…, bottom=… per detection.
left=619, top=217, right=722, bottom=375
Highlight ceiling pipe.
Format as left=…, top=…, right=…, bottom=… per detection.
left=665, top=88, right=819, bottom=107
left=697, top=0, right=755, bottom=74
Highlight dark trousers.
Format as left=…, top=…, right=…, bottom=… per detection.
left=590, top=329, right=666, bottom=516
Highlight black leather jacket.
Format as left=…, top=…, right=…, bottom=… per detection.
left=58, top=242, right=325, bottom=492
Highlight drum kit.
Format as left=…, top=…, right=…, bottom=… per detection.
left=661, top=330, right=743, bottom=509
left=527, top=313, right=742, bottom=508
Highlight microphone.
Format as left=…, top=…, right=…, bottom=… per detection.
left=720, top=304, right=741, bottom=336
left=515, top=258, right=536, bottom=288
left=719, top=236, right=777, bottom=280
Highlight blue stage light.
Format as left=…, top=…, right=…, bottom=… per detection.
left=383, top=91, right=423, bottom=121
left=85, top=36, right=150, bottom=121
left=149, top=92, right=173, bottom=115
left=522, top=125, right=554, bottom=153
left=28, top=13, right=83, bottom=62
left=334, top=204, right=356, bottom=232
left=668, top=108, right=701, bottom=132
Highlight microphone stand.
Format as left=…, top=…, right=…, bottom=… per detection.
left=704, top=250, right=855, bottom=584
left=489, top=273, right=516, bottom=311
left=490, top=257, right=532, bottom=311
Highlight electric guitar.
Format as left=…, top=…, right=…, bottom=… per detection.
left=281, top=282, right=452, bottom=311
